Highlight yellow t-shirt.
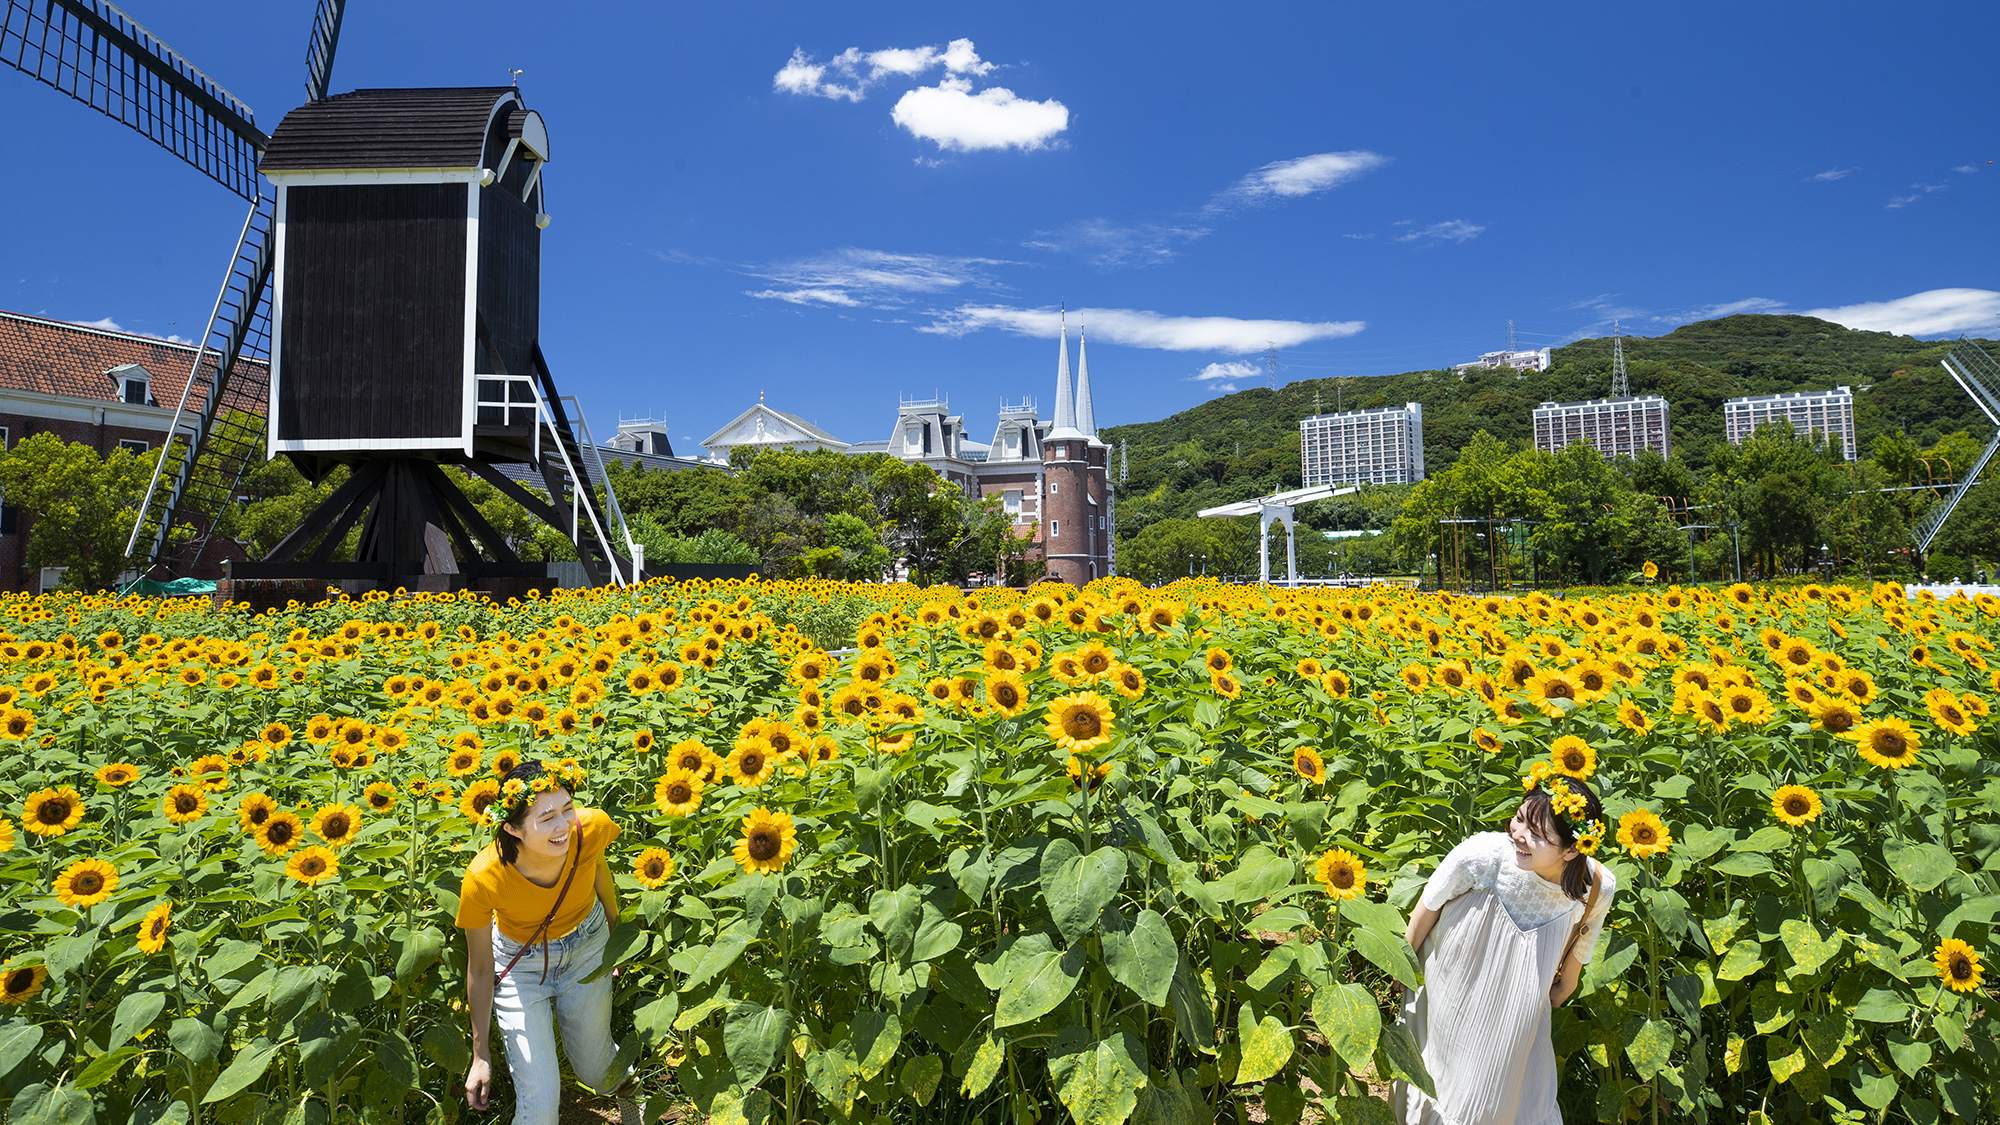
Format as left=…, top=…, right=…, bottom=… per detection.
left=456, top=806, right=619, bottom=943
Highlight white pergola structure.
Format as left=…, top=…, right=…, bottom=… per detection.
left=1197, top=484, right=1358, bottom=585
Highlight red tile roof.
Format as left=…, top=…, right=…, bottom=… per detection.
left=0, top=310, right=267, bottom=415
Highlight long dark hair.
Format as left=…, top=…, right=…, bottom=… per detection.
left=1517, top=776, right=1605, bottom=901
left=493, top=760, right=573, bottom=866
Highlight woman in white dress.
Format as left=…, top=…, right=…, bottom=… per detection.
left=1392, top=775, right=1616, bottom=1125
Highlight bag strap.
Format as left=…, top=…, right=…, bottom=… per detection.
left=1556, top=861, right=1605, bottom=974
left=494, top=833, right=581, bottom=985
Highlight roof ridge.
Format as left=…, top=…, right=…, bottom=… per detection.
left=0, top=309, right=204, bottom=354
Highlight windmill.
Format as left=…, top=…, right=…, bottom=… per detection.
left=3, top=1, right=636, bottom=591
left=1915, top=340, right=2000, bottom=557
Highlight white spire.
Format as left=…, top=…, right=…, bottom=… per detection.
left=1047, top=306, right=1086, bottom=442
left=1074, top=322, right=1104, bottom=446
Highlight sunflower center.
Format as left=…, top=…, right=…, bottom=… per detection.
left=1875, top=733, right=1909, bottom=757
left=1951, top=955, right=1973, bottom=981
left=997, top=685, right=1019, bottom=707
left=269, top=822, right=295, bottom=844
left=36, top=799, right=71, bottom=825
left=1064, top=710, right=1102, bottom=739
left=301, top=857, right=325, bottom=876
left=1634, top=827, right=1657, bottom=845
left=1547, top=682, right=1574, bottom=699
left=4, top=969, right=31, bottom=993
left=668, top=783, right=691, bottom=804
left=1785, top=796, right=1811, bottom=816
left=73, top=872, right=102, bottom=895
left=748, top=831, right=780, bottom=861
left=742, top=752, right=766, bottom=776
left=176, top=794, right=200, bottom=813
left=325, top=814, right=349, bottom=837
left=1329, top=866, right=1355, bottom=889
left=644, top=859, right=664, bottom=878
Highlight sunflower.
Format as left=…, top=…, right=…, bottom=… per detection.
left=23, top=787, right=84, bottom=837
left=308, top=803, right=363, bottom=847
left=726, top=742, right=778, bottom=787
left=1771, top=785, right=1823, bottom=828
left=1809, top=697, right=1861, bottom=735
left=633, top=847, right=676, bottom=889
left=237, top=792, right=277, bottom=832
left=1319, top=669, right=1352, bottom=698
left=1527, top=670, right=1581, bottom=715
left=0, top=964, right=46, bottom=1006
left=1617, top=809, right=1672, bottom=859
left=1933, top=938, right=1983, bottom=994
left=0, top=816, right=12, bottom=853
left=810, top=736, right=840, bottom=766
left=1204, top=647, right=1233, bottom=674
left=1617, top=700, right=1654, bottom=734
left=1315, top=848, right=1367, bottom=900
left=262, top=721, right=293, bottom=748
left=984, top=670, right=1029, bottom=716
left=1045, top=692, right=1116, bottom=754
left=733, top=808, right=798, bottom=875
left=1108, top=662, right=1146, bottom=699
left=1065, top=755, right=1113, bottom=791
left=285, top=845, right=340, bottom=886
left=1852, top=718, right=1921, bottom=770
left=1472, top=728, right=1503, bottom=754
left=1926, top=688, right=1977, bottom=736
left=54, top=857, right=118, bottom=909
left=1549, top=735, right=1596, bottom=780
left=93, top=762, right=140, bottom=788
left=667, top=739, right=717, bottom=780
left=136, top=901, right=172, bottom=954
left=163, top=784, right=209, bottom=825
left=188, top=754, right=231, bottom=792
left=255, top=810, right=305, bottom=855
left=1210, top=671, right=1242, bottom=700
left=362, top=782, right=399, bottom=813
left=1399, top=664, right=1431, bottom=693
left=1296, top=657, right=1324, bottom=679
left=459, top=780, right=502, bottom=826
left=1292, top=745, right=1326, bottom=784
left=1641, top=560, right=1659, bottom=579
left=654, top=770, right=703, bottom=817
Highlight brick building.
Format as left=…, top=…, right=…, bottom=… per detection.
left=0, top=310, right=248, bottom=590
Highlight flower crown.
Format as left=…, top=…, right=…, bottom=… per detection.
left=485, top=760, right=587, bottom=827
left=1521, top=768, right=1606, bottom=855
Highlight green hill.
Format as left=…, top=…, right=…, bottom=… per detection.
left=1102, top=314, right=1995, bottom=544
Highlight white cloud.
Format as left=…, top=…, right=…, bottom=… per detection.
left=1191, top=360, right=1260, bottom=382
left=165, top=333, right=193, bottom=344
left=1394, top=219, right=1485, bottom=244
left=1805, top=288, right=2000, bottom=337
left=891, top=78, right=1068, bottom=152
left=1954, top=164, right=1980, bottom=174
left=79, top=316, right=125, bottom=331
left=1023, top=217, right=1208, bottom=268
left=1654, top=297, right=1788, bottom=325
left=774, top=38, right=995, bottom=102
left=1888, top=182, right=1949, bottom=209
left=1217, top=151, right=1388, bottom=208
left=1807, top=168, right=1855, bottom=182
left=922, top=305, right=1365, bottom=352
left=747, top=288, right=861, bottom=307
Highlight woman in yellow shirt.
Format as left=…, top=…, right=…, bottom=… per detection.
left=456, top=761, right=639, bottom=1123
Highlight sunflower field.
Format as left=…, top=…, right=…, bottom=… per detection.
left=0, top=576, right=1994, bottom=1124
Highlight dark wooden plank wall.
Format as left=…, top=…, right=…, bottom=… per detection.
left=477, top=185, right=540, bottom=377
left=278, top=183, right=467, bottom=443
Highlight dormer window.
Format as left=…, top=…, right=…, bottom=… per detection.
left=110, top=365, right=152, bottom=406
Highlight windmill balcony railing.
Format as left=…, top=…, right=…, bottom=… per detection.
left=475, top=375, right=540, bottom=429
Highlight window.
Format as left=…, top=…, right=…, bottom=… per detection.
left=1048, top=478, right=1058, bottom=494
left=905, top=423, right=923, bottom=453
left=1005, top=430, right=1019, bottom=454
left=0, top=426, right=8, bottom=450
left=0, top=504, right=15, bottom=536
left=119, top=439, right=150, bottom=454
left=122, top=375, right=149, bottom=405
left=1002, top=490, right=1022, bottom=517
left=1049, top=519, right=1059, bottom=538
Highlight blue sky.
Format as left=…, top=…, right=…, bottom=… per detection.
left=6, top=1, right=1998, bottom=453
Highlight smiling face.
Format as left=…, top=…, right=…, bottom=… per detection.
left=1507, top=799, right=1578, bottom=881
left=503, top=787, right=578, bottom=863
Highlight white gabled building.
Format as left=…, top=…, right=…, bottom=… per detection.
left=700, top=393, right=850, bottom=460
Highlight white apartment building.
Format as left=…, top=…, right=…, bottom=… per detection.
left=1300, top=402, right=1426, bottom=486
left=1454, top=348, right=1552, bottom=374
left=1533, top=396, right=1671, bottom=458
left=1723, top=386, right=1856, bottom=461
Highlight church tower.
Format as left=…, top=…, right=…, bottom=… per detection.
left=1041, top=311, right=1113, bottom=586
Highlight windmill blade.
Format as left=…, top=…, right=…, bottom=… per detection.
left=2, top=0, right=265, bottom=201
left=302, top=0, right=343, bottom=102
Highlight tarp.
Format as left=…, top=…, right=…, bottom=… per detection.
left=131, top=577, right=216, bottom=597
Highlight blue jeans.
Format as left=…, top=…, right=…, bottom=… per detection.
left=490, top=902, right=630, bottom=1124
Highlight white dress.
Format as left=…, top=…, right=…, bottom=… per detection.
left=1392, top=832, right=1618, bottom=1125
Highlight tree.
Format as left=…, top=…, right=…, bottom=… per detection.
left=0, top=434, right=154, bottom=590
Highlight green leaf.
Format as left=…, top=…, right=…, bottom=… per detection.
left=71, top=1045, right=140, bottom=1090
left=900, top=1054, right=944, bottom=1107
left=1717, top=939, right=1765, bottom=982
left=1233, top=1004, right=1292, bottom=1085
left=203, top=1038, right=279, bottom=1103
left=1311, top=982, right=1380, bottom=1073
left=1734, top=826, right=1794, bottom=853
left=1885, top=1033, right=1932, bottom=1079
left=1852, top=1066, right=1898, bottom=1111
left=1335, top=897, right=1406, bottom=939
left=1350, top=926, right=1419, bottom=989
left=1884, top=842, right=1957, bottom=893
left=1778, top=919, right=1842, bottom=977
left=910, top=906, right=964, bottom=963
left=1710, top=853, right=1775, bottom=878
left=1216, top=846, right=1293, bottom=905
left=1102, top=909, right=1177, bottom=1007
left=108, top=990, right=166, bottom=1051
left=202, top=939, right=263, bottom=982
left=269, top=965, right=320, bottom=1019
left=806, top=1044, right=858, bottom=1110
left=168, top=1018, right=222, bottom=1067
left=1049, top=1029, right=1148, bottom=1125
left=1167, top=957, right=1216, bottom=1051
left=633, top=994, right=680, bottom=1046
left=681, top=921, right=755, bottom=991
left=394, top=926, right=445, bottom=982
left=868, top=886, right=922, bottom=960
left=851, top=1009, right=902, bottom=1080
left=8, top=1082, right=94, bottom=1125
left=995, top=942, right=1085, bottom=1028
left=723, top=1003, right=790, bottom=1088
left=1625, top=1018, right=1673, bottom=1080
left=1328, top=1095, right=1396, bottom=1125
left=961, top=1033, right=1004, bottom=1098
left=1376, top=1023, right=1434, bottom=1098
left=0, top=1023, right=44, bottom=1081
left=1041, top=842, right=1129, bottom=945
left=1851, top=988, right=1909, bottom=1023
left=578, top=922, right=647, bottom=984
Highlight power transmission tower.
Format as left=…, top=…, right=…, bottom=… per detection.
left=1313, top=386, right=1322, bottom=416
left=1264, top=344, right=1279, bottom=388
left=1610, top=318, right=1629, bottom=398
left=1507, top=319, right=1517, bottom=353
left=1118, top=440, right=1128, bottom=485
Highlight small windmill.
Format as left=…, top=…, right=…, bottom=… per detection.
left=1916, top=340, right=2000, bottom=556
left=3, top=1, right=636, bottom=589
